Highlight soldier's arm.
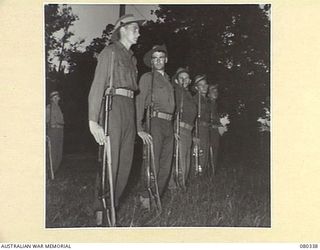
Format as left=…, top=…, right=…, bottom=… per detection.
left=88, top=48, right=112, bottom=145
left=136, top=73, right=150, bottom=132
left=88, top=48, right=112, bottom=123
left=46, top=105, right=51, bottom=124
left=173, top=85, right=180, bottom=135
left=136, top=73, right=152, bottom=145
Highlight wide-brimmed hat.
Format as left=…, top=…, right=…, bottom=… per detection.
left=143, top=44, right=168, bottom=68
left=172, top=67, right=190, bottom=83
left=194, top=74, right=207, bottom=85
left=209, top=84, right=219, bottom=90
left=111, top=14, right=145, bottom=42
left=49, top=91, right=59, bottom=99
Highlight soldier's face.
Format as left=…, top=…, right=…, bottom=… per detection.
left=122, top=23, right=140, bottom=45
left=196, top=80, right=209, bottom=95
left=209, top=88, right=218, bottom=99
left=151, top=51, right=167, bottom=70
left=177, top=72, right=191, bottom=88
left=51, top=95, right=60, bottom=104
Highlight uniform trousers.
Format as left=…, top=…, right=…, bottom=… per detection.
left=95, top=95, right=136, bottom=209
left=199, top=125, right=210, bottom=171
left=169, top=127, right=193, bottom=188
left=209, top=128, right=220, bottom=171
left=141, top=117, right=174, bottom=198
left=47, top=127, right=63, bottom=173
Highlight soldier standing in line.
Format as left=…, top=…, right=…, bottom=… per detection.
left=193, top=75, right=211, bottom=175
left=88, top=14, right=144, bottom=225
left=208, top=84, right=221, bottom=175
left=168, top=67, right=197, bottom=190
left=136, top=45, right=175, bottom=209
left=46, top=91, right=64, bottom=175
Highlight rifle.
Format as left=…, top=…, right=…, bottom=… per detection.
left=209, top=105, right=215, bottom=176
left=100, top=51, right=116, bottom=227
left=46, top=104, right=54, bottom=180
left=143, top=69, right=162, bottom=212
left=174, top=89, right=185, bottom=189
left=209, top=146, right=215, bottom=176
left=46, top=135, right=54, bottom=180
left=193, top=91, right=202, bottom=175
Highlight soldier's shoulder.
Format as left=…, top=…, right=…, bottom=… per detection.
left=143, top=71, right=152, bottom=76
left=99, top=44, right=116, bottom=56
left=164, top=72, right=171, bottom=81
left=140, top=71, right=152, bottom=80
left=139, top=72, right=152, bottom=89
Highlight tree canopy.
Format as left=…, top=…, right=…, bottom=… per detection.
left=45, top=4, right=80, bottom=72
left=44, top=4, right=270, bottom=153
left=137, top=5, right=270, bottom=119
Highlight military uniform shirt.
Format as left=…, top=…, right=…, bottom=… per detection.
left=88, top=41, right=138, bottom=123
left=136, top=71, right=175, bottom=132
left=46, top=103, right=64, bottom=126
left=174, top=83, right=197, bottom=126
left=194, top=93, right=211, bottom=124
left=210, top=99, right=221, bottom=125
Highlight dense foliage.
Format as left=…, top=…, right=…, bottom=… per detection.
left=44, top=4, right=270, bottom=153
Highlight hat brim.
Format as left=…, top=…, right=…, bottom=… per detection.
left=143, top=46, right=168, bottom=68
left=172, top=69, right=190, bottom=82
left=194, top=75, right=207, bottom=85
left=209, top=84, right=218, bottom=90
left=111, top=20, right=145, bottom=42
left=50, top=93, right=59, bottom=99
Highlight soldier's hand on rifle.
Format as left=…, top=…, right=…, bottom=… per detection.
left=105, top=86, right=114, bottom=95
left=192, top=137, right=200, bottom=146
left=89, top=120, right=107, bottom=145
left=138, top=131, right=153, bottom=146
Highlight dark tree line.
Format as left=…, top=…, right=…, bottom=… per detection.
left=45, top=4, right=270, bottom=154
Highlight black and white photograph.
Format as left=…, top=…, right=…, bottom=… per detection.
left=44, top=4, right=271, bottom=228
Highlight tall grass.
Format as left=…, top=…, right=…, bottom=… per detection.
left=46, top=142, right=270, bottom=228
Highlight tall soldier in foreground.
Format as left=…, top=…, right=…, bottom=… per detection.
left=88, top=14, right=144, bottom=226
left=136, top=45, right=175, bottom=210
left=168, top=68, right=197, bottom=190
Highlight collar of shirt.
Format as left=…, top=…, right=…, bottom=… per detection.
left=50, top=102, right=59, bottom=108
left=114, top=40, right=134, bottom=57
left=153, top=70, right=170, bottom=82
left=156, top=70, right=165, bottom=76
left=175, top=84, right=192, bottom=98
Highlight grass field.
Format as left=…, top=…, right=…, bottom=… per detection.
left=46, top=135, right=270, bottom=228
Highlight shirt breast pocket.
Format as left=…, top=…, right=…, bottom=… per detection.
left=117, top=60, right=131, bottom=84
left=153, top=85, right=167, bottom=105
